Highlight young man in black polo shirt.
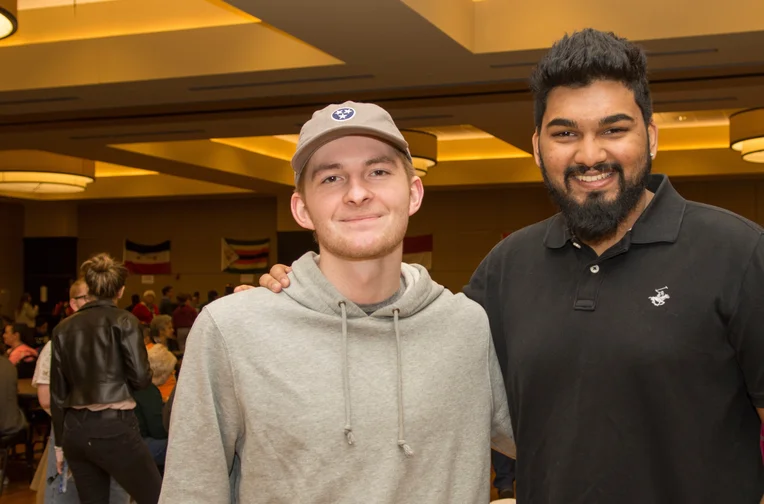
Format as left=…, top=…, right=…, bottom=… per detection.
left=466, top=29, right=764, bottom=503
left=258, top=29, right=764, bottom=504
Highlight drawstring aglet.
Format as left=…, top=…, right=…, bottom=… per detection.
left=344, top=428, right=356, bottom=446
left=398, top=441, right=414, bottom=457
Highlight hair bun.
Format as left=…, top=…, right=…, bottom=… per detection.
left=86, top=254, right=115, bottom=273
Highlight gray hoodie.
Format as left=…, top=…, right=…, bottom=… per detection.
left=159, top=253, right=514, bottom=504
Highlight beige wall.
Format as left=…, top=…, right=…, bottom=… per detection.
left=0, top=201, right=25, bottom=318
left=77, top=195, right=277, bottom=307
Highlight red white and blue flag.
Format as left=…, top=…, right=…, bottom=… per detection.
left=123, top=240, right=171, bottom=274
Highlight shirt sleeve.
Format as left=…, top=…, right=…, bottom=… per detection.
left=488, top=332, right=516, bottom=458
left=32, top=341, right=52, bottom=387
left=728, top=234, right=764, bottom=408
left=464, top=244, right=509, bottom=379
left=50, top=331, right=67, bottom=447
left=159, top=309, right=242, bottom=504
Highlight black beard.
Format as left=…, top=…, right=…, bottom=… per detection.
left=539, top=152, right=651, bottom=244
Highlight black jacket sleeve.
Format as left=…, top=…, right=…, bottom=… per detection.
left=117, top=314, right=153, bottom=391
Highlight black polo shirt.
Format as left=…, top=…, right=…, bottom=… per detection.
left=465, top=174, right=764, bottom=504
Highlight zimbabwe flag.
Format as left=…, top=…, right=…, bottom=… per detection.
left=221, top=238, right=270, bottom=273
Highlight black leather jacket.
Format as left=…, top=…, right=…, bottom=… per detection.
left=50, top=299, right=152, bottom=446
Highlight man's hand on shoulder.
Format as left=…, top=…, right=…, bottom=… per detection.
left=258, top=264, right=293, bottom=293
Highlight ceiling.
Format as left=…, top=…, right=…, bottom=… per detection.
left=0, top=0, right=763, bottom=201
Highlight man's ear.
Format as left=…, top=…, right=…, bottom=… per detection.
left=408, top=176, right=424, bottom=216
left=647, top=118, right=659, bottom=160
left=532, top=129, right=542, bottom=168
left=291, top=191, right=315, bottom=230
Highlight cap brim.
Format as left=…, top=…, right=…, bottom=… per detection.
left=292, top=125, right=410, bottom=181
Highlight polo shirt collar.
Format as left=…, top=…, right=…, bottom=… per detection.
left=543, top=174, right=686, bottom=249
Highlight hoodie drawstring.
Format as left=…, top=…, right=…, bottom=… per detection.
left=338, top=303, right=412, bottom=457
left=394, top=309, right=413, bottom=457
left=340, top=302, right=355, bottom=446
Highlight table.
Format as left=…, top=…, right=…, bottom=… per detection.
left=17, top=378, right=36, bottom=398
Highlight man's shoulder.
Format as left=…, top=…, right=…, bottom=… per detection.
left=486, top=216, right=555, bottom=262
left=431, top=289, right=490, bottom=328
left=203, top=287, right=293, bottom=321
left=683, top=200, right=763, bottom=247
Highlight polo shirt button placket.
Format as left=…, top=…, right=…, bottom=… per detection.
left=590, top=265, right=600, bottom=274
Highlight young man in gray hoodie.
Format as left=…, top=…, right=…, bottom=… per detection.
left=159, top=101, right=515, bottom=504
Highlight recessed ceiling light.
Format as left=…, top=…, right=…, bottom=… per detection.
left=677, top=115, right=688, bottom=122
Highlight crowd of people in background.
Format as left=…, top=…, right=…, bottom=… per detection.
left=0, top=280, right=230, bottom=501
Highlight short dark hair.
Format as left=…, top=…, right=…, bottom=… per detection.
left=131, top=293, right=140, bottom=303
left=176, top=293, right=189, bottom=304
left=529, top=28, right=652, bottom=130
left=162, top=286, right=173, bottom=296
left=207, top=290, right=218, bottom=300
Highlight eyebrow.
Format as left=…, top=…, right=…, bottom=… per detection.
left=545, top=113, right=636, bottom=130
left=365, top=155, right=396, bottom=166
left=309, top=163, right=342, bottom=181
left=309, top=155, right=398, bottom=181
left=546, top=117, right=577, bottom=129
left=599, top=113, right=635, bottom=126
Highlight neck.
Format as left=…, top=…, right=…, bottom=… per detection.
left=10, top=340, right=22, bottom=350
left=317, top=246, right=403, bottom=305
left=584, top=189, right=654, bottom=256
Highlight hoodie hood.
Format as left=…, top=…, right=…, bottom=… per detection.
left=281, top=251, right=446, bottom=457
left=282, top=252, right=445, bottom=319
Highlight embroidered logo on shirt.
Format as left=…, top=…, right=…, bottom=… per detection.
left=649, top=286, right=670, bottom=306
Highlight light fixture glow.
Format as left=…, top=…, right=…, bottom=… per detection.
left=0, top=171, right=93, bottom=193
left=0, top=0, right=18, bottom=40
left=729, top=109, right=764, bottom=163
left=401, top=130, right=438, bottom=177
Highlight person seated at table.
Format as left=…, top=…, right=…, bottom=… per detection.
left=0, top=356, right=27, bottom=437
left=132, top=290, right=159, bottom=326
left=147, top=316, right=176, bottom=402
left=3, top=322, right=38, bottom=365
left=133, top=345, right=176, bottom=468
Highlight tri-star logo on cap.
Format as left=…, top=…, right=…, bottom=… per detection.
left=331, top=107, right=356, bottom=121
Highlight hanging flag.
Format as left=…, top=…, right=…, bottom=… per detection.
left=222, top=238, right=270, bottom=273
left=123, top=240, right=171, bottom=274
left=403, top=234, right=433, bottom=269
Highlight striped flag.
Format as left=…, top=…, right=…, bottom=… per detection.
left=403, top=235, right=432, bottom=270
left=222, top=238, right=270, bottom=273
left=124, top=240, right=171, bottom=274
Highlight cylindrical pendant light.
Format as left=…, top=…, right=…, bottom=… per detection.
left=0, top=0, right=17, bottom=40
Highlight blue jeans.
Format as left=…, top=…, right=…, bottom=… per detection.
left=492, top=449, right=516, bottom=491
left=45, top=433, right=129, bottom=504
left=143, top=437, right=167, bottom=467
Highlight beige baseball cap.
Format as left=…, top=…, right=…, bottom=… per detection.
left=291, top=101, right=412, bottom=183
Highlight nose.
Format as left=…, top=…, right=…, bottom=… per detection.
left=573, top=135, right=608, bottom=168
left=342, top=175, right=373, bottom=206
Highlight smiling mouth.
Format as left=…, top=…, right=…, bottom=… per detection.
left=574, top=171, right=614, bottom=183
left=341, top=215, right=380, bottom=222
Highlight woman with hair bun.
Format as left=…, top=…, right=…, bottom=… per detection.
left=50, top=253, right=162, bottom=504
